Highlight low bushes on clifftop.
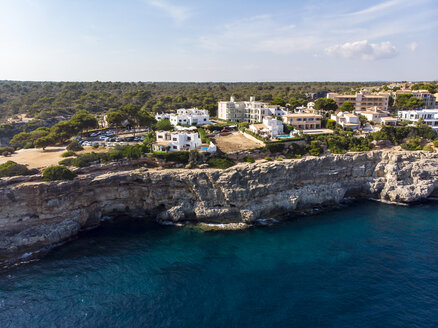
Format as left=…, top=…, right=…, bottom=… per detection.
left=207, top=157, right=235, bottom=169
left=0, top=161, right=37, bottom=178
left=42, top=166, right=77, bottom=181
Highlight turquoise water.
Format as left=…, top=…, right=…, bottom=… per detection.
left=1, top=200, right=438, bottom=327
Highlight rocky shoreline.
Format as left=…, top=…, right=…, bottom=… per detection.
left=1, top=149, right=438, bottom=265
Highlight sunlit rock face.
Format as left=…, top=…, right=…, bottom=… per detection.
left=1, top=150, right=438, bottom=263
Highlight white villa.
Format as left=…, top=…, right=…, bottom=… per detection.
left=357, top=107, right=395, bottom=125
left=155, top=108, right=211, bottom=127
left=398, top=109, right=438, bottom=131
left=153, top=131, right=202, bottom=152
left=330, top=112, right=360, bottom=130
left=249, top=117, right=284, bottom=137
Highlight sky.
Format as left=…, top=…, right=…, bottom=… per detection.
left=0, top=0, right=437, bottom=82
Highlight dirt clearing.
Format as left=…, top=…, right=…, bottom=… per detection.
left=211, top=132, right=263, bottom=153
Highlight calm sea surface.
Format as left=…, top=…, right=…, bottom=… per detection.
left=1, top=200, right=438, bottom=328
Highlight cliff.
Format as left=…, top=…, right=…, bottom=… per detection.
left=1, top=150, right=438, bottom=264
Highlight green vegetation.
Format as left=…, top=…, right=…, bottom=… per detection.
left=61, top=151, right=76, bottom=158
left=275, top=157, right=283, bottom=161
left=410, top=83, right=437, bottom=94
left=433, top=140, right=438, bottom=147
left=244, top=156, right=255, bottom=163
left=307, top=141, right=323, bottom=156
left=423, top=144, right=435, bottom=152
left=401, top=137, right=422, bottom=151
left=0, top=81, right=381, bottom=123
left=198, top=128, right=210, bottom=143
left=207, top=157, right=235, bottom=169
left=153, top=151, right=189, bottom=164
left=0, top=146, right=15, bottom=156
left=370, top=125, right=436, bottom=145
left=155, top=119, right=172, bottom=131
left=339, top=101, right=354, bottom=112
left=395, top=94, right=424, bottom=109
left=0, top=161, right=37, bottom=177
left=42, top=166, right=77, bottom=181
left=66, top=140, right=84, bottom=151
left=264, top=157, right=273, bottom=161
left=265, top=142, right=285, bottom=153
left=314, top=98, right=338, bottom=113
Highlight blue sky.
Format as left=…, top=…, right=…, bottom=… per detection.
left=0, top=0, right=437, bottom=82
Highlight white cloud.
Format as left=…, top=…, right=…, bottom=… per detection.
left=325, top=40, right=398, bottom=60
left=144, top=0, right=191, bottom=23
left=407, top=41, right=419, bottom=51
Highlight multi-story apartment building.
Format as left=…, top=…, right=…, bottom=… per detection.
left=282, top=113, right=322, bottom=130
left=327, top=91, right=390, bottom=112
left=218, top=97, right=287, bottom=123
left=155, top=108, right=211, bottom=126
left=398, top=109, right=438, bottom=131
left=395, top=90, right=436, bottom=109
left=153, top=131, right=202, bottom=152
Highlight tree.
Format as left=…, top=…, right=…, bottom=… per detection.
left=339, top=101, right=354, bottom=112
left=314, top=98, right=338, bottom=114
left=70, top=110, right=98, bottom=133
left=155, top=119, right=173, bottom=131
left=138, top=108, right=157, bottom=128
left=106, top=110, right=127, bottom=128
left=270, top=97, right=286, bottom=107
left=67, top=140, right=84, bottom=151
left=50, top=121, right=76, bottom=143
left=34, top=135, right=55, bottom=150
left=142, top=132, right=156, bottom=152
left=395, top=94, right=424, bottom=109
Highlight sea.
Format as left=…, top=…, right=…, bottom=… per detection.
left=1, top=200, right=438, bottom=328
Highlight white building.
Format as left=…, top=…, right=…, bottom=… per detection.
left=249, top=117, right=284, bottom=137
left=218, top=96, right=279, bottom=123
left=398, top=109, right=438, bottom=131
left=155, top=108, right=211, bottom=127
left=153, top=131, right=202, bottom=152
left=330, top=112, right=360, bottom=130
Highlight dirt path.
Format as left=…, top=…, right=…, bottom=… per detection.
left=211, top=132, right=263, bottom=153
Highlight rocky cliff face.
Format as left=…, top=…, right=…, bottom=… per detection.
left=1, top=150, right=438, bottom=264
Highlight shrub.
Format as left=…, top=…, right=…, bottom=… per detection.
left=0, top=146, right=15, bottom=156
left=207, top=157, right=235, bottom=169
left=265, top=142, right=285, bottom=153
left=42, top=166, right=77, bottom=181
left=401, top=137, right=422, bottom=151
left=59, top=158, right=74, bottom=166
left=62, top=151, right=76, bottom=158
left=67, top=140, right=84, bottom=152
left=264, top=157, right=273, bottom=161
left=92, top=144, right=99, bottom=149
left=275, top=157, right=283, bottom=161
left=434, top=140, right=438, bottom=147
left=153, top=151, right=190, bottom=164
left=0, top=161, right=36, bottom=177
left=198, top=128, right=210, bottom=144
left=423, top=144, right=435, bottom=152
left=307, top=140, right=323, bottom=156
left=244, top=156, right=255, bottom=163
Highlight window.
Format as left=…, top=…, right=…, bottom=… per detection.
left=173, top=146, right=177, bottom=149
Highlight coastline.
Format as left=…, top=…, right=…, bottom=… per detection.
left=1, top=149, right=438, bottom=266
